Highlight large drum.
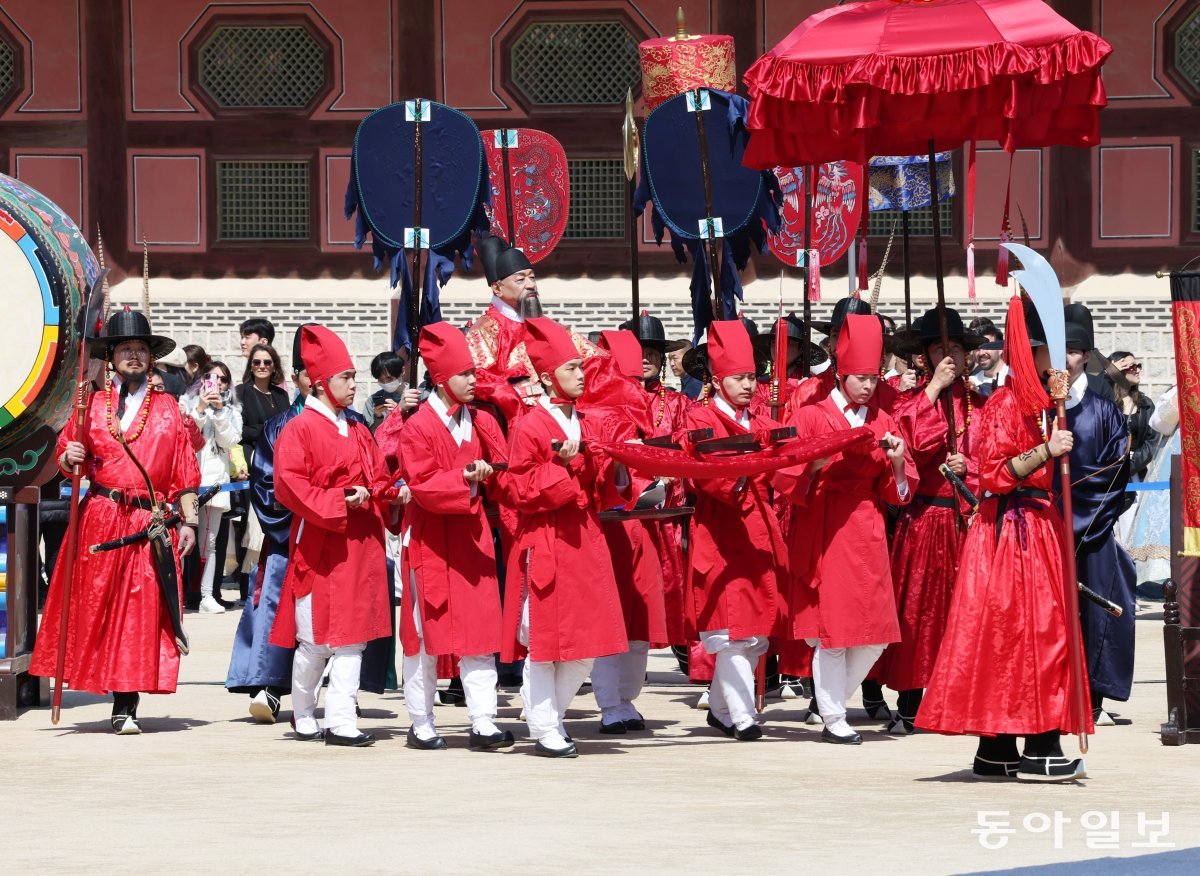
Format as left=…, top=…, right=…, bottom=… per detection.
left=0, top=173, right=96, bottom=489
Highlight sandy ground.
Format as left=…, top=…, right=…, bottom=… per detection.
left=4, top=603, right=1199, bottom=876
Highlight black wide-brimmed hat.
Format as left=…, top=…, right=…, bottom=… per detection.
left=895, top=306, right=986, bottom=356
left=1064, top=302, right=1095, bottom=351
left=89, top=306, right=175, bottom=359
left=810, top=295, right=873, bottom=337
left=479, top=233, right=533, bottom=286
left=619, top=310, right=690, bottom=353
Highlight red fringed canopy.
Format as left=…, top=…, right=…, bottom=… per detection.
left=742, top=0, right=1112, bottom=168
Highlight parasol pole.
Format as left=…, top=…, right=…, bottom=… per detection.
left=690, top=87, right=725, bottom=320
left=771, top=274, right=786, bottom=420
left=926, top=141, right=958, bottom=453
left=801, top=165, right=815, bottom=378
left=623, top=90, right=641, bottom=337
left=408, top=98, right=427, bottom=386
left=1049, top=375, right=1091, bottom=754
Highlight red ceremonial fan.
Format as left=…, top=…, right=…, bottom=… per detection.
left=481, top=128, right=570, bottom=264
left=767, top=162, right=862, bottom=267
left=598, top=427, right=873, bottom=479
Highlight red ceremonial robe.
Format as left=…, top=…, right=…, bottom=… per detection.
left=644, top=380, right=693, bottom=645
left=880, top=381, right=983, bottom=690
left=500, top=403, right=629, bottom=662
left=397, top=402, right=509, bottom=657
left=32, top=385, right=200, bottom=694
left=784, top=368, right=900, bottom=420
left=269, top=402, right=397, bottom=649
left=775, top=395, right=917, bottom=648
left=683, top=402, right=787, bottom=640
left=917, top=388, right=1093, bottom=736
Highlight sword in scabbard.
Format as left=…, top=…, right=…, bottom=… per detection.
left=113, top=422, right=191, bottom=657
left=938, top=463, right=980, bottom=512
left=89, top=485, right=221, bottom=554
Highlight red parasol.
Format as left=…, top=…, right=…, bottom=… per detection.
left=742, top=0, right=1112, bottom=169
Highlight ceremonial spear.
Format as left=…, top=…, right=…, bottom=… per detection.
left=1005, top=241, right=1091, bottom=754
left=623, top=89, right=641, bottom=336
left=50, top=265, right=108, bottom=724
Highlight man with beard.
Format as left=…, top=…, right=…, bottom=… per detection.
left=32, top=308, right=200, bottom=733
left=464, top=236, right=596, bottom=422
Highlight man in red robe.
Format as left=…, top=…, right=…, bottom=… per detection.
left=882, top=307, right=985, bottom=734
left=269, top=325, right=404, bottom=747
left=395, top=322, right=515, bottom=752
left=499, top=316, right=630, bottom=758
left=33, top=308, right=200, bottom=734
left=464, top=236, right=595, bottom=422
left=917, top=296, right=1091, bottom=781
left=684, top=320, right=788, bottom=742
left=590, top=329, right=669, bottom=734
left=775, top=315, right=917, bottom=745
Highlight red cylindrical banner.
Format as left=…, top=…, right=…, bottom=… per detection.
left=639, top=34, right=736, bottom=110
left=1170, top=271, right=1200, bottom=556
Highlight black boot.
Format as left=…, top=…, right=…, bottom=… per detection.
left=1017, top=730, right=1086, bottom=782
left=972, top=734, right=1019, bottom=779
left=111, top=692, right=141, bottom=735
left=861, top=680, right=892, bottom=721
left=888, top=688, right=922, bottom=735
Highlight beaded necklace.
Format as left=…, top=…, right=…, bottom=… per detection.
left=105, top=381, right=152, bottom=442
left=954, top=375, right=973, bottom=438
left=648, top=380, right=668, bottom=427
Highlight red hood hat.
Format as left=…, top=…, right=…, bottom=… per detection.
left=598, top=329, right=644, bottom=378
left=300, top=324, right=355, bottom=388
left=835, top=314, right=883, bottom=376
left=419, top=322, right=474, bottom=386
left=708, top=319, right=756, bottom=379
left=525, top=317, right=580, bottom=376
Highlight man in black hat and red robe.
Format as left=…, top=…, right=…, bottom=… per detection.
left=464, top=236, right=595, bottom=422
left=32, top=307, right=201, bottom=734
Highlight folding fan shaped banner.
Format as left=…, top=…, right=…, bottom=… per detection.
left=641, top=89, right=765, bottom=241
left=767, top=162, right=862, bottom=267
left=481, top=128, right=570, bottom=264
left=349, top=99, right=486, bottom=252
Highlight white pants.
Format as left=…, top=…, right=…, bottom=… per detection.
left=591, top=640, right=650, bottom=723
left=518, top=593, right=592, bottom=746
left=291, top=594, right=365, bottom=738
left=809, top=641, right=887, bottom=734
left=196, top=507, right=224, bottom=600
left=403, top=572, right=497, bottom=735
left=702, top=630, right=769, bottom=731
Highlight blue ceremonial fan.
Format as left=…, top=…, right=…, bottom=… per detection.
left=641, top=90, right=764, bottom=241
left=349, top=99, right=486, bottom=252
left=634, top=89, right=779, bottom=342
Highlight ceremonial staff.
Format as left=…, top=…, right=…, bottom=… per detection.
left=1006, top=241, right=1091, bottom=754
left=925, top=141, right=958, bottom=454
left=408, top=98, right=427, bottom=386
left=623, top=90, right=641, bottom=337
left=50, top=267, right=108, bottom=724
left=801, top=165, right=815, bottom=378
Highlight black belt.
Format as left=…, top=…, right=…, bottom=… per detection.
left=92, top=486, right=156, bottom=511
left=913, top=495, right=958, bottom=509
left=992, top=487, right=1051, bottom=547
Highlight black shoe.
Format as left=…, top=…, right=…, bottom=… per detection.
left=1016, top=756, right=1086, bottom=782
left=111, top=714, right=141, bottom=735
left=623, top=717, right=647, bottom=732
left=706, top=711, right=735, bottom=738
left=325, top=731, right=375, bottom=748
left=972, top=756, right=1019, bottom=780
left=821, top=726, right=863, bottom=745
left=534, top=740, right=578, bottom=758
left=468, top=728, right=516, bottom=751
left=406, top=726, right=448, bottom=750
left=294, top=729, right=325, bottom=742
left=599, top=720, right=627, bottom=735
left=887, top=714, right=915, bottom=735
left=736, top=723, right=763, bottom=741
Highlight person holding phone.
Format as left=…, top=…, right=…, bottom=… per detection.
left=184, top=361, right=243, bottom=613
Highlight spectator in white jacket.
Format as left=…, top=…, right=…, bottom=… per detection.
left=183, top=361, right=243, bottom=613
